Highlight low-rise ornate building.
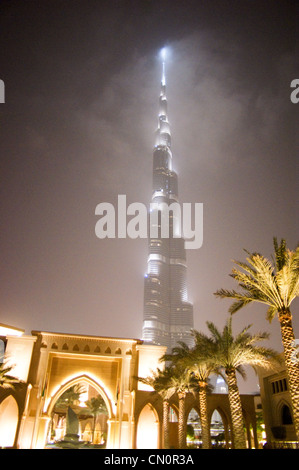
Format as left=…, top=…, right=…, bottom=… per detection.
left=0, top=325, right=259, bottom=449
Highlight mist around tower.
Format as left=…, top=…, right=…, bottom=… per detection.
left=95, top=47, right=203, bottom=251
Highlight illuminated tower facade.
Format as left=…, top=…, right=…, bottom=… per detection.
left=142, top=51, right=194, bottom=352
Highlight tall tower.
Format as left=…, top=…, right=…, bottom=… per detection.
left=142, top=49, right=194, bottom=352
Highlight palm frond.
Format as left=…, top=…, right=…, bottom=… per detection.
left=245, top=254, right=283, bottom=308
left=206, top=321, right=222, bottom=343
left=215, top=239, right=299, bottom=320
left=235, top=364, right=247, bottom=380
left=200, top=317, right=280, bottom=376
left=275, top=248, right=299, bottom=307
left=273, top=237, right=287, bottom=271
left=0, top=361, right=22, bottom=389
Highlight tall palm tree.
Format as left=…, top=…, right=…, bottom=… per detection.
left=188, top=332, right=221, bottom=449
left=214, top=238, right=299, bottom=439
left=162, top=338, right=215, bottom=449
left=166, top=364, right=198, bottom=449
left=203, top=317, right=280, bottom=449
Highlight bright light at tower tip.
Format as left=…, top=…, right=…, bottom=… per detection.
left=160, top=47, right=167, bottom=61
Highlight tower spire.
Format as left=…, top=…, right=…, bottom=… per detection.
left=161, top=47, right=166, bottom=86
left=156, top=47, right=171, bottom=149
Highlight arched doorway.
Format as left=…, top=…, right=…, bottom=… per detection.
left=186, top=408, right=201, bottom=448
left=136, top=403, right=159, bottom=449
left=46, top=377, right=110, bottom=448
left=210, top=409, right=227, bottom=448
left=168, top=405, right=178, bottom=448
left=0, top=395, right=19, bottom=447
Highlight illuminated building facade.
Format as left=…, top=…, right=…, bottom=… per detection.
left=142, top=51, right=194, bottom=351
left=0, top=326, right=259, bottom=449
left=0, top=328, right=167, bottom=449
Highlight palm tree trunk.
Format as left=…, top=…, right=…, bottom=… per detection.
left=162, top=399, right=170, bottom=449
left=278, top=308, right=299, bottom=440
left=178, top=392, right=186, bottom=449
left=198, top=383, right=210, bottom=449
left=93, top=415, right=96, bottom=443
left=226, top=368, right=247, bottom=449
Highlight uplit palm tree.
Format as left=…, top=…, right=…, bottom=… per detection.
left=214, top=238, right=299, bottom=439
left=162, top=339, right=215, bottom=449
left=55, top=384, right=86, bottom=409
left=0, top=361, right=21, bottom=389
left=84, top=395, right=107, bottom=443
left=187, top=332, right=220, bottom=449
left=166, top=365, right=198, bottom=449
left=203, top=317, right=280, bottom=448
left=138, top=365, right=197, bottom=449
left=138, top=367, right=173, bottom=449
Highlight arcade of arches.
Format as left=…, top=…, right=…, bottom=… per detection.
left=1, top=330, right=259, bottom=448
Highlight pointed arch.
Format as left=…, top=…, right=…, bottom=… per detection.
left=210, top=406, right=228, bottom=428
left=0, top=395, right=19, bottom=447
left=46, top=374, right=114, bottom=420
left=210, top=406, right=231, bottom=448
left=136, top=403, right=159, bottom=449
left=278, top=400, right=293, bottom=425
left=186, top=407, right=201, bottom=446
left=169, top=404, right=178, bottom=422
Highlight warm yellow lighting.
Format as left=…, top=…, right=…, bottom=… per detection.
left=136, top=404, right=159, bottom=449
left=4, top=335, right=36, bottom=382
left=0, top=323, right=24, bottom=336
left=48, top=372, right=117, bottom=416
left=0, top=396, right=19, bottom=447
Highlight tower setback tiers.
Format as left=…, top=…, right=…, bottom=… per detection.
left=142, top=54, right=194, bottom=352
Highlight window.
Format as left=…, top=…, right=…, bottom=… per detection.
left=271, top=378, right=288, bottom=394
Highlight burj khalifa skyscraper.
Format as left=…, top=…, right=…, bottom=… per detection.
left=142, top=49, right=194, bottom=352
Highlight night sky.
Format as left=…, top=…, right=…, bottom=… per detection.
left=0, top=0, right=298, bottom=393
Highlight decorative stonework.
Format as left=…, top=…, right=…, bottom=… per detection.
left=32, top=331, right=141, bottom=358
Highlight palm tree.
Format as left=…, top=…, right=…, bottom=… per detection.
left=203, top=317, right=280, bottom=448
left=162, top=338, right=215, bottom=449
left=138, top=367, right=173, bottom=449
left=55, top=384, right=86, bottom=409
left=166, top=364, right=198, bottom=449
left=138, top=365, right=197, bottom=449
left=0, top=361, right=21, bottom=389
left=214, top=238, right=299, bottom=439
left=84, top=395, right=107, bottom=443
left=188, top=332, right=220, bottom=449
